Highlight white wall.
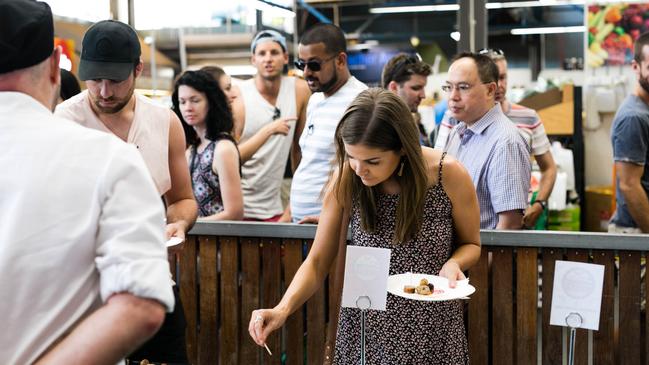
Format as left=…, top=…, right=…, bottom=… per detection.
left=582, top=66, right=635, bottom=187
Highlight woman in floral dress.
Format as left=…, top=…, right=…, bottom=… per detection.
left=172, top=70, right=243, bottom=220
left=249, top=88, right=481, bottom=364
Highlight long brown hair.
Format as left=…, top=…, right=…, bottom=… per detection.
left=332, top=88, right=428, bottom=243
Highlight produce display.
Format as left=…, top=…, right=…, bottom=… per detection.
left=587, top=3, right=649, bottom=68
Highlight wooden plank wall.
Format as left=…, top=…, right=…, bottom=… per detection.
left=177, top=235, right=644, bottom=364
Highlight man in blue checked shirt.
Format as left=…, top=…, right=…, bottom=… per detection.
left=439, top=52, right=531, bottom=229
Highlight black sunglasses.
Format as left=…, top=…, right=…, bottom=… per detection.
left=294, top=54, right=337, bottom=71
left=272, top=107, right=281, bottom=120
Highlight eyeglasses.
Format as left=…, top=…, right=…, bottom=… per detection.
left=441, top=82, right=492, bottom=94
left=294, top=54, right=337, bottom=71
left=272, top=107, right=281, bottom=120
left=478, top=48, right=505, bottom=59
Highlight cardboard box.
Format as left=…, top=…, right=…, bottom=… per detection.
left=518, top=87, right=562, bottom=111
left=583, top=186, right=614, bottom=232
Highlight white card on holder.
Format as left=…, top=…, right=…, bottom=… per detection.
left=550, top=260, right=604, bottom=330
left=341, top=245, right=391, bottom=311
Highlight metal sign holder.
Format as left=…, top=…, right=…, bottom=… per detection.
left=355, top=295, right=372, bottom=365
left=565, top=312, right=583, bottom=365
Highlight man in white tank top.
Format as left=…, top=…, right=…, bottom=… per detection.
left=55, top=20, right=198, bottom=242
left=232, top=30, right=310, bottom=221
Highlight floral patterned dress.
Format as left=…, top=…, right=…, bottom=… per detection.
left=189, top=141, right=223, bottom=217
left=333, top=155, right=469, bottom=364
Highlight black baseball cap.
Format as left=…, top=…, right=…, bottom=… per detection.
left=0, top=0, right=54, bottom=74
left=79, top=20, right=141, bottom=82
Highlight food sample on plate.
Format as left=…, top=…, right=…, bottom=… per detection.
left=415, top=285, right=432, bottom=295
left=403, top=277, right=439, bottom=296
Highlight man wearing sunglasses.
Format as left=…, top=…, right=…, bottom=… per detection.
left=289, top=23, right=367, bottom=224
left=438, top=52, right=530, bottom=230
left=382, top=53, right=432, bottom=146
left=232, top=30, right=310, bottom=222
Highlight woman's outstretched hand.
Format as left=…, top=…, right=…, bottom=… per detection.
left=248, top=308, right=288, bottom=347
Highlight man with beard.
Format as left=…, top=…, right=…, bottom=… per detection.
left=438, top=52, right=530, bottom=229
left=1, top=1, right=173, bottom=363
left=382, top=53, right=432, bottom=146
left=232, top=29, right=310, bottom=221
left=290, top=23, right=367, bottom=223
left=609, top=32, right=649, bottom=233
left=55, top=20, right=197, bottom=363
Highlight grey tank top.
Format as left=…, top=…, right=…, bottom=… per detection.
left=238, top=76, right=297, bottom=219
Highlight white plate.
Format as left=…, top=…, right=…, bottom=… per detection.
left=166, top=236, right=184, bottom=247
left=387, top=273, right=475, bottom=301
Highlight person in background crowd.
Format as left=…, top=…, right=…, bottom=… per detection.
left=290, top=23, right=368, bottom=223
left=435, top=49, right=557, bottom=229
left=58, top=68, right=80, bottom=102
left=231, top=30, right=310, bottom=222
left=0, top=1, right=173, bottom=363
left=200, top=65, right=238, bottom=105
left=430, top=93, right=448, bottom=145
left=412, top=112, right=431, bottom=147
left=610, top=31, right=649, bottom=233
left=249, top=88, right=480, bottom=364
left=381, top=53, right=432, bottom=146
left=173, top=70, right=243, bottom=220
left=438, top=52, right=530, bottom=229
left=55, top=19, right=197, bottom=364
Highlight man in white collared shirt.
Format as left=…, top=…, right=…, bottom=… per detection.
left=0, top=1, right=174, bottom=363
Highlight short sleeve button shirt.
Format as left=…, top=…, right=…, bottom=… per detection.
left=444, top=104, right=531, bottom=229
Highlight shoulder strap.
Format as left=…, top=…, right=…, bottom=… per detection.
left=189, top=146, right=198, bottom=178
left=438, top=151, right=447, bottom=185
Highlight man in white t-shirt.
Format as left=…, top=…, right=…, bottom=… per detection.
left=289, top=23, right=367, bottom=223
left=0, top=1, right=173, bottom=363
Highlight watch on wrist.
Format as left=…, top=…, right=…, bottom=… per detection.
left=534, top=200, right=547, bottom=210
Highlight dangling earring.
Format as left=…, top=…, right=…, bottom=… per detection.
left=397, top=160, right=405, bottom=177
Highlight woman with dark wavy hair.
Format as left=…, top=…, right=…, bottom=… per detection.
left=172, top=70, right=243, bottom=220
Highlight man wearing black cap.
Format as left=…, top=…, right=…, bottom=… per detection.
left=56, top=20, right=197, bottom=243
left=55, top=19, right=197, bottom=363
left=232, top=29, right=310, bottom=222
left=0, top=0, right=174, bottom=363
